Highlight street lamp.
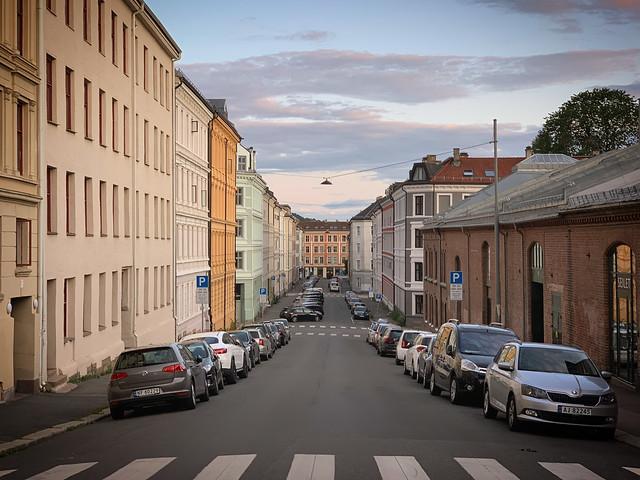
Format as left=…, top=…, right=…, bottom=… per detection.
left=321, top=178, right=332, bottom=185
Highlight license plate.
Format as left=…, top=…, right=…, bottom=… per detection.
left=559, top=406, right=592, bottom=415
left=133, top=387, right=161, bottom=397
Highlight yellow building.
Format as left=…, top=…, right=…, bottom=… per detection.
left=208, top=100, right=240, bottom=330
left=0, top=0, right=41, bottom=400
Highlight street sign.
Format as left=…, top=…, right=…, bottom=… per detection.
left=196, top=275, right=209, bottom=288
left=196, top=288, right=209, bottom=305
left=449, top=271, right=463, bottom=301
left=259, top=287, right=268, bottom=304
left=375, top=293, right=382, bottom=303
left=259, top=287, right=267, bottom=295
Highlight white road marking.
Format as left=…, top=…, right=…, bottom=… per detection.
left=374, top=456, right=430, bottom=480
left=342, top=334, right=349, bottom=337
left=330, top=326, right=336, bottom=329
left=299, top=325, right=306, bottom=328
left=455, top=458, right=519, bottom=480
left=318, top=333, right=326, bottom=336
left=307, top=333, right=315, bottom=336
left=624, top=467, right=640, bottom=476
left=309, top=326, right=316, bottom=328
left=102, top=458, right=176, bottom=480
left=539, top=463, right=605, bottom=480
left=287, top=454, right=335, bottom=480
left=350, top=327, right=356, bottom=329
left=27, top=463, right=97, bottom=480
left=194, top=454, right=256, bottom=480
left=354, top=335, right=361, bottom=338
left=340, top=326, right=346, bottom=329
left=330, top=333, right=337, bottom=336
left=320, top=326, right=326, bottom=328
left=295, top=332, right=302, bottom=336
left=360, top=327, right=368, bottom=330
left=0, top=471, right=16, bottom=478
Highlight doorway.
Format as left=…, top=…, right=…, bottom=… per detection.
left=12, top=296, right=37, bottom=393
left=530, top=243, right=544, bottom=342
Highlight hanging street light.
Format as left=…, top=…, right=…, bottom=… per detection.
left=321, top=178, right=333, bottom=185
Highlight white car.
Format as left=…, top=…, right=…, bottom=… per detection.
left=181, top=331, right=249, bottom=384
left=404, top=333, right=436, bottom=378
left=395, top=330, right=426, bottom=365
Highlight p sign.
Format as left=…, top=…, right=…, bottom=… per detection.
left=196, top=275, right=209, bottom=289
left=449, top=271, right=463, bottom=285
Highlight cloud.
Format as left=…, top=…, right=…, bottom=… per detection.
left=274, top=30, right=333, bottom=42
left=607, top=81, right=640, bottom=97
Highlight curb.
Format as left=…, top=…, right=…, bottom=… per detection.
left=0, top=407, right=110, bottom=457
left=616, top=429, right=640, bottom=449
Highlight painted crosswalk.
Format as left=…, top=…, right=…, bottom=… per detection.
left=2, top=455, right=637, bottom=480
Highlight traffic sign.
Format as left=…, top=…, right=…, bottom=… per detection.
left=196, top=288, right=209, bottom=305
left=196, top=275, right=209, bottom=288
left=449, top=271, right=463, bottom=301
left=259, top=287, right=267, bottom=295
left=375, top=293, right=382, bottom=303
left=449, top=271, right=463, bottom=285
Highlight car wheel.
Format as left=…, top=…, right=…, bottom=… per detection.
left=429, top=370, right=441, bottom=396
left=208, top=374, right=220, bottom=396
left=423, top=369, right=429, bottom=389
left=416, top=366, right=423, bottom=384
left=110, top=406, right=124, bottom=420
left=255, top=353, right=261, bottom=365
left=184, top=382, right=197, bottom=410
left=199, top=378, right=210, bottom=402
left=403, top=360, right=409, bottom=374
left=507, top=395, right=520, bottom=431
left=227, top=360, right=238, bottom=385
left=218, top=371, right=225, bottom=390
left=411, top=362, right=418, bottom=380
left=292, top=316, right=298, bottom=323
left=250, top=353, right=255, bottom=369
left=483, top=387, right=498, bottom=419
left=395, top=357, right=402, bottom=366
left=449, top=376, right=461, bottom=404
left=239, top=356, right=249, bottom=378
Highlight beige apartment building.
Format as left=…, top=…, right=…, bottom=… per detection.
left=44, top=0, right=179, bottom=384
left=0, top=0, right=41, bottom=400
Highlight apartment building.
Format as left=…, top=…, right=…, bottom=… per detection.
left=371, top=205, right=383, bottom=299
left=349, top=201, right=378, bottom=293
left=262, top=189, right=276, bottom=302
left=235, top=144, right=266, bottom=325
left=44, top=0, right=180, bottom=384
left=208, top=99, right=240, bottom=330
left=301, top=221, right=350, bottom=278
left=175, top=70, right=212, bottom=338
left=0, top=0, right=41, bottom=400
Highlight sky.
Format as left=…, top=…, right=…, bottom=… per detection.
left=148, top=0, right=640, bottom=220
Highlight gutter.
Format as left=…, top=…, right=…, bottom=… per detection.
left=173, top=71, right=182, bottom=340
left=37, top=0, right=46, bottom=390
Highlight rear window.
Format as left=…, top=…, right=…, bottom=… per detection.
left=116, top=347, right=177, bottom=369
left=199, top=337, right=219, bottom=345
left=248, top=330, right=260, bottom=339
left=184, top=343, right=209, bottom=359
left=389, top=330, right=402, bottom=340
left=231, top=331, right=249, bottom=342
left=421, top=336, right=434, bottom=346
left=403, top=332, right=419, bottom=343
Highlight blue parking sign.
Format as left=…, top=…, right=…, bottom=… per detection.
left=259, top=287, right=267, bottom=295
left=196, top=275, right=209, bottom=288
left=449, top=271, right=463, bottom=285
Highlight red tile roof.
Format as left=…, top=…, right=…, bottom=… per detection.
left=432, top=156, right=524, bottom=184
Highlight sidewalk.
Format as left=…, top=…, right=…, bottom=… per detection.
left=614, top=384, right=640, bottom=448
left=0, top=375, right=110, bottom=455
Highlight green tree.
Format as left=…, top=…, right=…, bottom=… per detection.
left=532, top=88, right=639, bottom=156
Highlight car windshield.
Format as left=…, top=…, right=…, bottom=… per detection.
left=247, top=330, right=260, bottom=339
left=403, top=332, right=419, bottom=343
left=184, top=343, right=209, bottom=359
left=116, top=347, right=177, bottom=369
left=389, top=330, right=402, bottom=340
left=421, top=336, right=434, bottom=346
left=518, top=347, right=600, bottom=376
left=231, top=332, right=249, bottom=342
left=458, top=330, right=517, bottom=355
left=355, top=306, right=367, bottom=312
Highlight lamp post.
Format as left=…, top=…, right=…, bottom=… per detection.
left=493, top=119, right=502, bottom=325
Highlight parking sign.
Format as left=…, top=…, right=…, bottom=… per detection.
left=196, top=275, right=209, bottom=288
left=449, top=271, right=463, bottom=301
left=449, top=271, right=463, bottom=285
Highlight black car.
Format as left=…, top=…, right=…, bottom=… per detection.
left=285, top=307, right=322, bottom=322
left=378, top=326, right=403, bottom=356
left=180, top=340, right=224, bottom=396
left=429, top=321, right=519, bottom=404
left=229, top=330, right=261, bottom=368
left=352, top=305, right=370, bottom=320
left=300, top=303, right=324, bottom=315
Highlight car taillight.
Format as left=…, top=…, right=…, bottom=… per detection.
left=162, top=364, right=187, bottom=373
left=110, top=372, right=128, bottom=381
left=258, top=339, right=264, bottom=346
left=384, top=336, right=394, bottom=344
left=417, top=346, right=426, bottom=352
left=401, top=340, right=409, bottom=349
left=213, top=348, right=228, bottom=355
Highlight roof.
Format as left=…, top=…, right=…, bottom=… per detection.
left=138, top=1, right=181, bottom=58
left=299, top=220, right=350, bottom=232
left=351, top=200, right=380, bottom=221
left=176, top=69, right=216, bottom=116
left=431, top=155, right=524, bottom=185
left=208, top=99, right=242, bottom=140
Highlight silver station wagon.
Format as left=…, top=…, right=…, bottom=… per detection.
left=483, top=342, right=617, bottom=438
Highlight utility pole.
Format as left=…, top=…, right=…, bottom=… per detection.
left=493, top=119, right=501, bottom=325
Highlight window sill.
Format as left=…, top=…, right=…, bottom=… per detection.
left=85, top=135, right=93, bottom=141
left=112, top=321, right=119, bottom=327
left=64, top=337, right=74, bottom=344
left=98, top=325, right=106, bottom=331
left=86, top=233, right=94, bottom=237
left=83, top=331, right=91, bottom=337
left=47, top=231, right=58, bottom=235
left=47, top=119, right=59, bottom=126
left=66, top=128, right=76, bottom=134
left=100, top=233, right=107, bottom=237
left=67, top=232, right=76, bottom=236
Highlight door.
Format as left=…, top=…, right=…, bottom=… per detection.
left=531, top=283, right=544, bottom=342
left=491, top=345, right=515, bottom=410
left=434, top=326, right=452, bottom=386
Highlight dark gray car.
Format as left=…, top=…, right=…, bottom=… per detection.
left=230, top=330, right=261, bottom=368
left=108, top=343, right=209, bottom=419
left=181, top=340, right=224, bottom=396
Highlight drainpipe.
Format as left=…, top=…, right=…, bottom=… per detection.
left=173, top=74, right=182, bottom=341
left=207, top=118, right=212, bottom=331
left=515, top=224, right=526, bottom=340
left=465, top=228, right=471, bottom=324
left=38, top=0, right=47, bottom=390
left=224, top=137, right=228, bottom=330
left=436, top=228, right=442, bottom=326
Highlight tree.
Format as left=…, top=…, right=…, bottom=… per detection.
left=532, top=88, right=639, bottom=156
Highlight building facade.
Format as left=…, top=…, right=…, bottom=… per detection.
left=175, top=71, right=212, bottom=338
left=43, top=0, right=179, bottom=385
left=349, top=201, right=378, bottom=293
left=301, top=221, right=350, bottom=278
left=208, top=99, right=240, bottom=330
left=371, top=205, right=383, bottom=299
left=0, top=0, right=41, bottom=400
left=381, top=196, right=394, bottom=310
left=235, top=144, right=266, bottom=326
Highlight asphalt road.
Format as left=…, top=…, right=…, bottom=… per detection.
left=1, top=280, right=639, bottom=479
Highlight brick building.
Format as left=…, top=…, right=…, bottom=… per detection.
left=301, top=221, right=350, bottom=278
left=421, top=147, right=639, bottom=389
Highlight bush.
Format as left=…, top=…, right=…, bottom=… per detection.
left=390, top=307, right=406, bottom=327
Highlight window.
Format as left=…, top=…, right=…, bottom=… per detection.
left=159, top=65, right=164, bottom=106
left=485, top=169, right=495, bottom=177
left=236, top=187, right=244, bottom=206
left=236, top=219, right=244, bottom=238
left=66, top=172, right=75, bottom=234
left=84, top=177, right=93, bottom=236
left=111, top=98, right=118, bottom=151
left=16, top=101, right=25, bottom=175
left=437, top=194, right=452, bottom=214
left=463, top=169, right=473, bottom=177
left=46, top=0, right=55, bottom=13
left=313, top=235, right=318, bottom=242
left=63, top=278, right=74, bottom=340
left=16, top=219, right=31, bottom=266
left=98, top=273, right=106, bottom=330
left=122, top=24, right=129, bottom=75
left=123, top=105, right=129, bottom=155
left=414, top=195, right=424, bottom=216
left=47, top=167, right=57, bottom=233
left=342, top=235, right=346, bottom=242
left=201, top=188, right=206, bottom=208
left=111, top=271, right=119, bottom=325
left=46, top=55, right=55, bottom=122
left=83, top=79, right=91, bottom=138
left=144, top=193, right=149, bottom=237
left=17, top=0, right=25, bottom=54
left=319, top=235, right=324, bottom=242
left=82, top=0, right=90, bottom=42
left=165, top=71, right=170, bottom=108
left=82, top=275, right=92, bottom=335
left=99, top=181, right=107, bottom=236
left=415, top=229, right=423, bottom=248
left=143, top=46, right=148, bottom=91
left=153, top=196, right=158, bottom=238
left=356, top=259, right=361, bottom=269
left=191, top=184, right=197, bottom=203
left=65, top=0, right=72, bottom=27
left=415, top=262, right=423, bottom=282
left=123, top=187, right=130, bottom=237
left=112, top=185, right=119, bottom=237
left=238, top=155, right=247, bottom=171
left=144, top=267, right=149, bottom=313
left=153, top=126, right=158, bottom=168
left=415, top=294, right=424, bottom=315
left=236, top=251, right=244, bottom=270
left=153, top=56, right=157, bottom=99
left=143, top=120, right=149, bottom=164
left=97, top=0, right=105, bottom=54
left=98, top=89, right=106, bottom=145
left=65, top=67, right=74, bottom=131
left=356, top=226, right=361, bottom=236
left=153, top=267, right=158, bottom=310
left=111, top=12, right=117, bottom=65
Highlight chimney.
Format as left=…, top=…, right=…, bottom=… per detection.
left=525, top=146, right=534, bottom=158
left=452, top=147, right=461, bottom=166
left=423, top=154, right=437, bottom=164
left=460, top=152, right=469, bottom=158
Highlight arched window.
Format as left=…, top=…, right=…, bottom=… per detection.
left=530, top=242, right=546, bottom=342
left=482, top=242, right=491, bottom=324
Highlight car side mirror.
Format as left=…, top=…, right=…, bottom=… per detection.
left=446, top=344, right=455, bottom=356
left=601, top=371, right=612, bottom=381
left=497, top=361, right=513, bottom=372
left=195, top=356, right=203, bottom=364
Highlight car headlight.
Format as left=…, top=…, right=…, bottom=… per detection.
left=461, top=359, right=480, bottom=372
left=601, top=392, right=617, bottom=404
left=521, top=384, right=548, bottom=399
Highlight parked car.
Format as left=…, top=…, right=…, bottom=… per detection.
left=262, top=321, right=282, bottom=348
left=182, top=332, right=250, bottom=384
left=404, top=333, right=436, bottom=380
left=180, top=339, right=224, bottom=396
left=367, top=320, right=388, bottom=344
left=429, top=321, right=519, bottom=403
left=249, top=321, right=279, bottom=350
left=329, top=281, right=340, bottom=292
left=350, top=302, right=366, bottom=314
left=273, top=321, right=289, bottom=346
left=373, top=322, right=394, bottom=347
left=417, top=341, right=435, bottom=388
left=274, top=320, right=291, bottom=343
left=283, top=306, right=322, bottom=322
left=229, top=330, right=261, bottom=368
left=243, top=326, right=275, bottom=359
left=377, top=326, right=404, bottom=356
left=395, top=330, right=424, bottom=366
left=108, top=343, right=209, bottom=419
left=352, top=305, right=370, bottom=321
left=483, top=342, right=617, bottom=437
left=300, top=302, right=324, bottom=315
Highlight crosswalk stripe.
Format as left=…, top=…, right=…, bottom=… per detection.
left=624, top=467, right=640, bottom=476
left=360, top=328, right=367, bottom=330
left=350, top=327, right=356, bottom=329
left=0, top=471, right=16, bottom=478
left=320, top=326, right=326, bottom=328
left=340, top=326, right=346, bottom=329
left=354, top=335, right=361, bottom=338
left=374, top=456, right=430, bottom=480
left=307, top=333, right=315, bottom=336
left=295, top=332, right=302, bottom=335
left=27, top=462, right=97, bottom=480
left=102, top=458, right=175, bottom=480
left=342, top=334, right=349, bottom=337
left=330, top=333, right=337, bottom=336
left=194, top=454, right=256, bottom=480
left=309, top=326, right=316, bottom=328
left=455, top=458, right=518, bottom=480
left=330, top=326, right=336, bottom=329
left=539, top=463, right=604, bottom=480
left=318, top=333, right=326, bottom=336
left=287, top=454, right=334, bottom=480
